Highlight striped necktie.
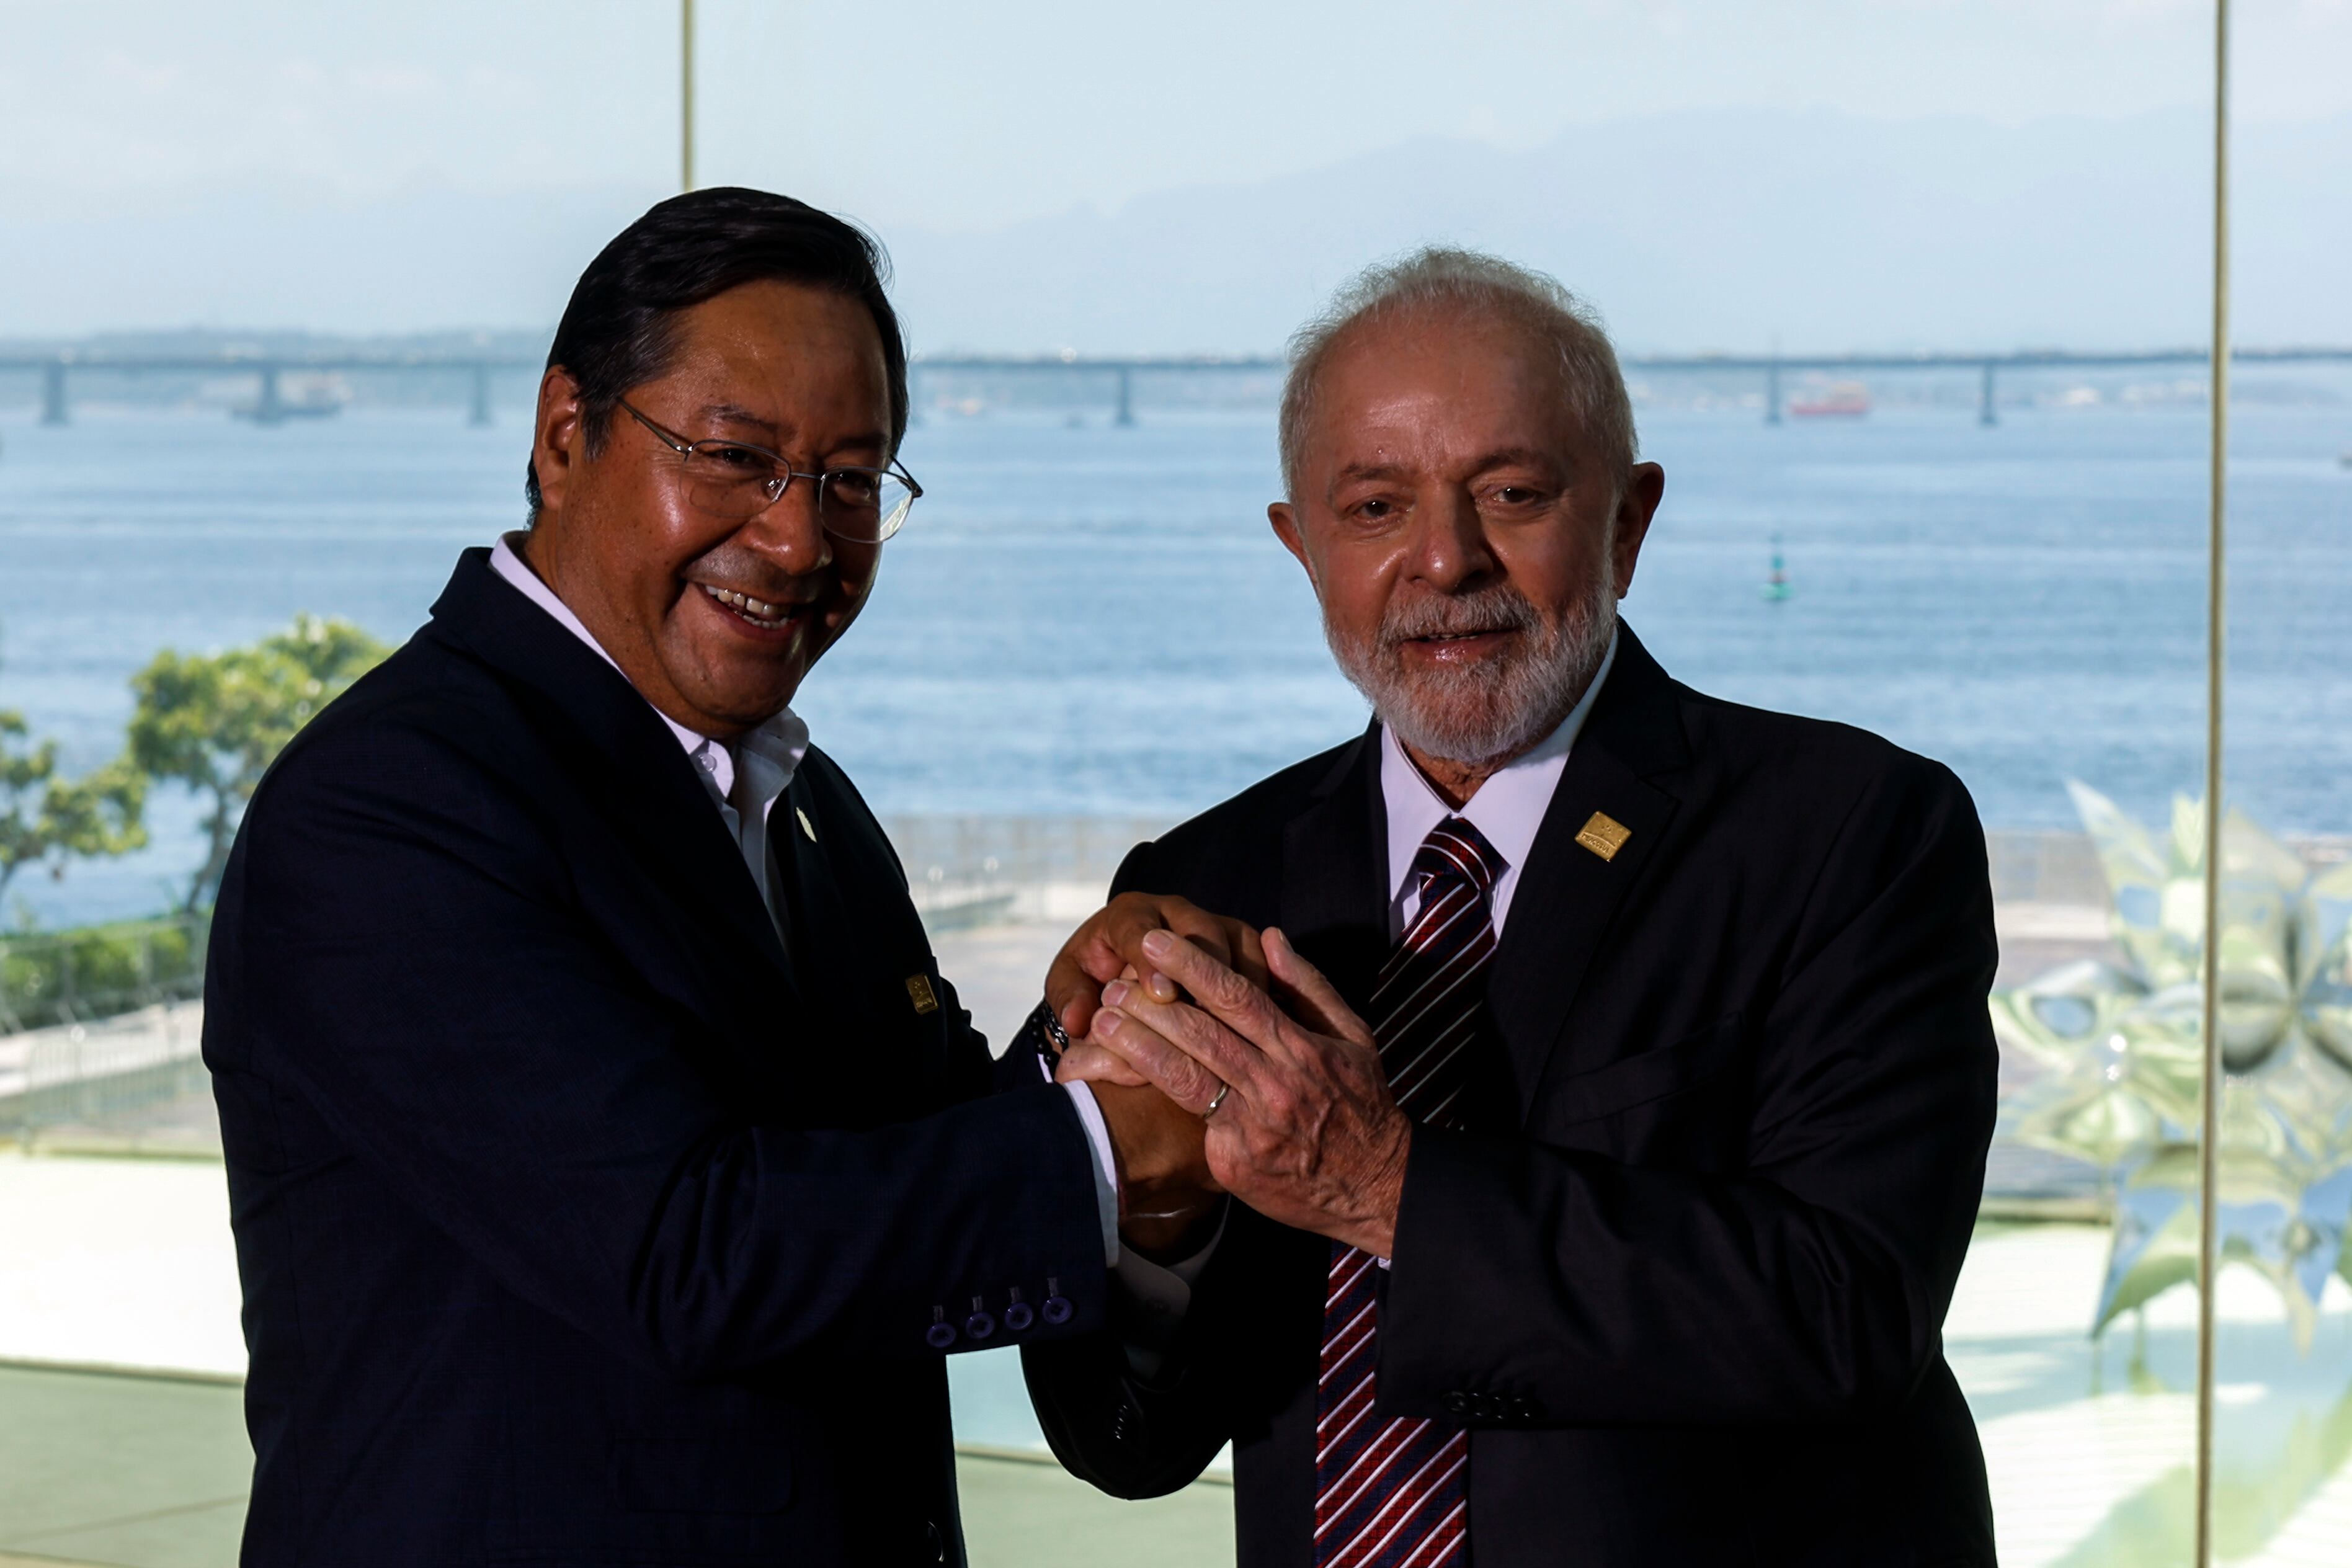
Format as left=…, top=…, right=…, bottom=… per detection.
left=1314, top=816, right=1507, bottom=1568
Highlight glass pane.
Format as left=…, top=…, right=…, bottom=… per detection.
left=718, top=5, right=2225, bottom=1564
left=0, top=5, right=2268, bottom=1568
left=0, top=9, right=677, bottom=1568
left=2207, top=5, right=2352, bottom=1561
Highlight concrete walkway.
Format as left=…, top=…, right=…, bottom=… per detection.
left=0, top=1364, right=247, bottom=1568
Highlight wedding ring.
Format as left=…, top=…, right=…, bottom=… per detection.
left=1203, top=1082, right=1231, bottom=1118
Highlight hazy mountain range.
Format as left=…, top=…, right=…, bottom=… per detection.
left=7, top=106, right=2346, bottom=355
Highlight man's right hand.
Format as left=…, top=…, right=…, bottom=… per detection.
left=1046, top=892, right=1267, bottom=1042
left=1077, top=1074, right=1223, bottom=1262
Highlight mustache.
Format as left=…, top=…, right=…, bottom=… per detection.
left=1377, top=585, right=1540, bottom=649
left=682, top=545, right=827, bottom=609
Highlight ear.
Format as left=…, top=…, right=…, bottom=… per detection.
left=531, top=367, right=589, bottom=525
left=1610, top=462, right=1666, bottom=598
left=1268, top=501, right=1317, bottom=592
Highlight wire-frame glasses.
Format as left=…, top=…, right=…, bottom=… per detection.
left=618, top=398, right=922, bottom=543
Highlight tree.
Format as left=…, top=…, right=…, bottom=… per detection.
left=0, top=709, right=148, bottom=912
left=126, top=614, right=392, bottom=914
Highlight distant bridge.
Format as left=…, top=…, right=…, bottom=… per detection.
left=0, top=349, right=538, bottom=429
left=4, top=344, right=2350, bottom=429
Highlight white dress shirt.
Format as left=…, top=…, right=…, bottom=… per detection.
left=1380, top=626, right=1618, bottom=941
left=489, top=537, right=809, bottom=919
left=488, top=535, right=1121, bottom=1263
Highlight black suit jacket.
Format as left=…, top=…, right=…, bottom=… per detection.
left=203, top=549, right=1107, bottom=1568
left=1020, top=626, right=2000, bottom=1567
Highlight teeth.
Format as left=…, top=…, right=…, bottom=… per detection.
left=702, top=584, right=791, bottom=624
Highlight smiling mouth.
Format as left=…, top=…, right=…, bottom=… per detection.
left=699, top=583, right=810, bottom=631
left=1405, top=626, right=1515, bottom=646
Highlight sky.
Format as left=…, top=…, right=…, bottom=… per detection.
left=2, top=0, right=2348, bottom=345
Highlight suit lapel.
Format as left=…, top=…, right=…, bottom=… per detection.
left=587, top=750, right=798, bottom=1007
left=1483, top=626, right=1693, bottom=1123
left=424, top=550, right=799, bottom=1013
left=1277, top=725, right=1391, bottom=1009
left=775, top=775, right=855, bottom=992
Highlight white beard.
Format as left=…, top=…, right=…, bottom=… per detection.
left=1324, top=568, right=1618, bottom=768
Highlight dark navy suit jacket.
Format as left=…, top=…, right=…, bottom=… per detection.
left=1019, top=626, right=2000, bottom=1567
left=203, top=549, right=1106, bottom=1567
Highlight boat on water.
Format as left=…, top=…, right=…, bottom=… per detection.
left=1789, top=381, right=1870, bottom=419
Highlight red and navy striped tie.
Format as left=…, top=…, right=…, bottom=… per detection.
left=1314, top=816, right=1507, bottom=1568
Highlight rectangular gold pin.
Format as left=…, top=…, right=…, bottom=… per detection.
left=906, top=974, right=940, bottom=1015
left=1575, top=811, right=1633, bottom=862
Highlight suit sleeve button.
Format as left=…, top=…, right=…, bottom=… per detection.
left=964, top=1295, right=997, bottom=1341
left=925, top=1307, right=958, bottom=1350
left=1040, top=1276, right=1073, bottom=1325
left=1003, top=1286, right=1034, bottom=1332
left=1510, top=1396, right=1541, bottom=1423
left=1442, top=1391, right=1471, bottom=1418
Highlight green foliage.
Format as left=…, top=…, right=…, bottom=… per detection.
left=126, top=613, right=391, bottom=914
left=0, top=914, right=204, bottom=1032
left=0, top=708, right=148, bottom=909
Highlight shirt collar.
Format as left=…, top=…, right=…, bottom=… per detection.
left=488, top=533, right=809, bottom=801
left=1379, top=625, right=1619, bottom=903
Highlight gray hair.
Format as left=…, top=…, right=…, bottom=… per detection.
left=1277, top=246, right=1637, bottom=501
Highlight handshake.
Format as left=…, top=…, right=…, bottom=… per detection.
left=1040, top=894, right=1414, bottom=1264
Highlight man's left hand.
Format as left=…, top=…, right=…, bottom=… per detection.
left=1077, top=926, right=1411, bottom=1259
left=1045, top=893, right=1268, bottom=1043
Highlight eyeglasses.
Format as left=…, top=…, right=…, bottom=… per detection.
left=617, top=398, right=922, bottom=543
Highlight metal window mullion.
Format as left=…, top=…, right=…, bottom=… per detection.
left=2193, top=2, right=2232, bottom=1566
left=682, top=0, right=697, bottom=193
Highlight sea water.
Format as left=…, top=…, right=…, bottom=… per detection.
left=1, top=398, right=2348, bottom=927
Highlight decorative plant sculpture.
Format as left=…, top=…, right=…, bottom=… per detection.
left=1992, top=782, right=2352, bottom=1349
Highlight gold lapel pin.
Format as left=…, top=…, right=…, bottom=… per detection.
left=795, top=806, right=817, bottom=842
left=1575, top=811, right=1633, bottom=862
left=906, top=974, right=940, bottom=1015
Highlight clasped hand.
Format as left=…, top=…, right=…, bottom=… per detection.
left=1057, top=925, right=1410, bottom=1260
left=1047, top=893, right=1257, bottom=1258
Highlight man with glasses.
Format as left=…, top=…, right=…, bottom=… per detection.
left=203, top=188, right=1227, bottom=1567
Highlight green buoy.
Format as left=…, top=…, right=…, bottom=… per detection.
left=1762, top=534, right=1792, bottom=602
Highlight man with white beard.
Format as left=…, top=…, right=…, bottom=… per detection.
left=1018, top=248, right=2002, bottom=1567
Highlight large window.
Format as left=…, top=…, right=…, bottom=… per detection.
left=4, top=5, right=2348, bottom=1566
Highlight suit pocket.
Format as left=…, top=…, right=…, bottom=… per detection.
left=608, top=1438, right=795, bottom=1515
left=1542, top=1012, right=1748, bottom=1129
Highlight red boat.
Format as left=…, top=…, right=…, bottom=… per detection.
left=1789, top=381, right=1871, bottom=419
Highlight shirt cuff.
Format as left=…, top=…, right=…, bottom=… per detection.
left=1062, top=1080, right=1121, bottom=1266
left=1115, top=1200, right=1226, bottom=1304
left=1111, top=1201, right=1229, bottom=1378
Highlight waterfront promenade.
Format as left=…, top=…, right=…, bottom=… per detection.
left=9, top=1144, right=2346, bottom=1568
left=4, top=842, right=2350, bottom=1566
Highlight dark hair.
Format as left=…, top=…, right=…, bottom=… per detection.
left=525, top=187, right=909, bottom=518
